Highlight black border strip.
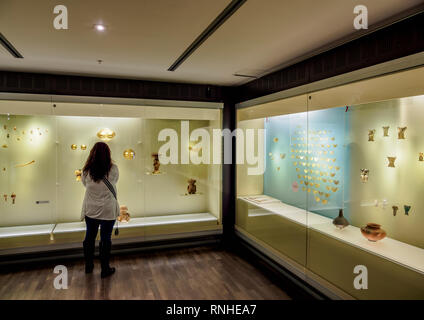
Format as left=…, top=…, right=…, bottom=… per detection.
left=0, top=32, right=23, bottom=58
left=167, top=0, right=247, bottom=71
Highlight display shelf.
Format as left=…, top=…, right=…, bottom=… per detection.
left=238, top=195, right=424, bottom=275
left=0, top=224, right=55, bottom=238
left=49, top=213, right=218, bottom=234
left=118, top=213, right=217, bottom=229
left=53, top=222, right=86, bottom=234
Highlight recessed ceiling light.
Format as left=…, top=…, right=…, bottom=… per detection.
left=94, top=24, right=106, bottom=31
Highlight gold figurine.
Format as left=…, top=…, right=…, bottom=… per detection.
left=11, top=193, right=16, bottom=204
left=368, top=129, right=376, bottom=142
left=387, top=156, right=396, bottom=168
left=392, top=206, right=398, bottom=216
left=152, top=153, right=161, bottom=174
left=397, top=127, right=407, bottom=139
left=360, top=169, right=369, bottom=183
left=419, top=152, right=423, bottom=162
left=3, top=194, right=7, bottom=202
left=382, top=126, right=389, bottom=137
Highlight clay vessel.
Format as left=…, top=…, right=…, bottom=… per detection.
left=360, top=223, right=386, bottom=242
left=333, top=209, right=349, bottom=229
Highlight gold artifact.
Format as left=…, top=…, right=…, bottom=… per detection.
left=322, top=200, right=328, bottom=205
left=2, top=144, right=7, bottom=148
left=11, top=193, right=16, bottom=204
left=118, top=205, right=131, bottom=223
left=276, top=167, right=280, bottom=171
left=3, top=194, right=6, bottom=202
left=368, top=129, right=376, bottom=142
left=392, top=206, right=398, bottom=216
left=273, top=137, right=278, bottom=142
left=315, top=197, right=320, bottom=202
left=81, top=145, right=87, bottom=150
left=404, top=205, right=411, bottom=216
left=97, top=128, right=116, bottom=141
left=360, top=169, right=369, bottom=183
left=75, top=169, right=82, bottom=182
left=387, top=156, right=396, bottom=168
left=419, top=152, right=423, bottom=162
left=397, top=127, right=407, bottom=139
left=15, top=160, right=35, bottom=168
left=280, top=153, right=286, bottom=159
left=123, top=149, right=135, bottom=160
left=332, top=187, right=338, bottom=192
left=334, top=180, right=339, bottom=185
left=330, top=173, right=335, bottom=177
left=383, top=126, right=390, bottom=137
left=187, top=179, right=197, bottom=194
left=71, top=144, right=77, bottom=150
left=152, top=153, right=160, bottom=174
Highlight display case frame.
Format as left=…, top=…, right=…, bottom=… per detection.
left=0, top=94, right=224, bottom=256
left=235, top=61, right=424, bottom=300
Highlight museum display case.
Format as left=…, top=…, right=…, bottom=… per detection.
left=236, top=66, right=424, bottom=299
left=0, top=99, right=222, bottom=251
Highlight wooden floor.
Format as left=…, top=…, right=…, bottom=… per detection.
left=0, top=246, right=291, bottom=300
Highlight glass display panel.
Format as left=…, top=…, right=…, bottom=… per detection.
left=0, top=100, right=222, bottom=249
left=236, top=96, right=309, bottom=268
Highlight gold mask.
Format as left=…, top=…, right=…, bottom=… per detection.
left=97, top=128, right=116, bottom=141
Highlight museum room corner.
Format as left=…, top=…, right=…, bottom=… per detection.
left=1, top=0, right=424, bottom=308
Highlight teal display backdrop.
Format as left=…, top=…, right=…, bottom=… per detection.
left=264, top=106, right=350, bottom=220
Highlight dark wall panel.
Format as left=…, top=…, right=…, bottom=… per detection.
left=0, top=72, right=224, bottom=103
left=237, top=12, right=424, bottom=102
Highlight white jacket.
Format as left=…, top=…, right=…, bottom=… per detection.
left=80, top=164, right=119, bottom=221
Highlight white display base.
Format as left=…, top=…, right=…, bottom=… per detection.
left=0, top=224, right=55, bottom=238
left=53, top=222, right=86, bottom=234
left=0, top=213, right=218, bottom=240
left=239, top=195, right=424, bottom=275
left=117, top=213, right=217, bottom=229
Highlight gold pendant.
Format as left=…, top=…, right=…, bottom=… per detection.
left=419, top=152, right=423, bottom=162
left=392, top=206, right=398, bottom=216
left=382, top=126, right=389, bottom=137
left=71, top=144, right=77, bottom=150
left=368, top=129, right=376, bottom=142
left=387, top=156, right=396, bottom=168
left=397, top=127, right=407, bottom=139
left=360, top=169, right=369, bottom=182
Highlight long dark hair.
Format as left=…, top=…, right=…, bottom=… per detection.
left=83, top=142, right=112, bottom=182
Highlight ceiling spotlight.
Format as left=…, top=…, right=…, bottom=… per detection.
left=94, top=24, right=106, bottom=31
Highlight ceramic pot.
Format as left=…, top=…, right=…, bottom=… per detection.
left=333, top=209, right=349, bottom=229
left=360, top=223, right=386, bottom=242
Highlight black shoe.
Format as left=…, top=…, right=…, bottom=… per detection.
left=101, top=267, right=115, bottom=278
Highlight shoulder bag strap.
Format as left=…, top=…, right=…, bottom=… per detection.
left=102, top=176, right=119, bottom=235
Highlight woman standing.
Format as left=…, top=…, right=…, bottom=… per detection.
left=81, top=142, right=119, bottom=278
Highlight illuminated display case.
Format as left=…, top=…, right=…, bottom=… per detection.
left=236, top=67, right=424, bottom=299
left=0, top=99, right=222, bottom=250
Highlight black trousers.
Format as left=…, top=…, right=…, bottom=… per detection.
left=83, top=216, right=115, bottom=271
